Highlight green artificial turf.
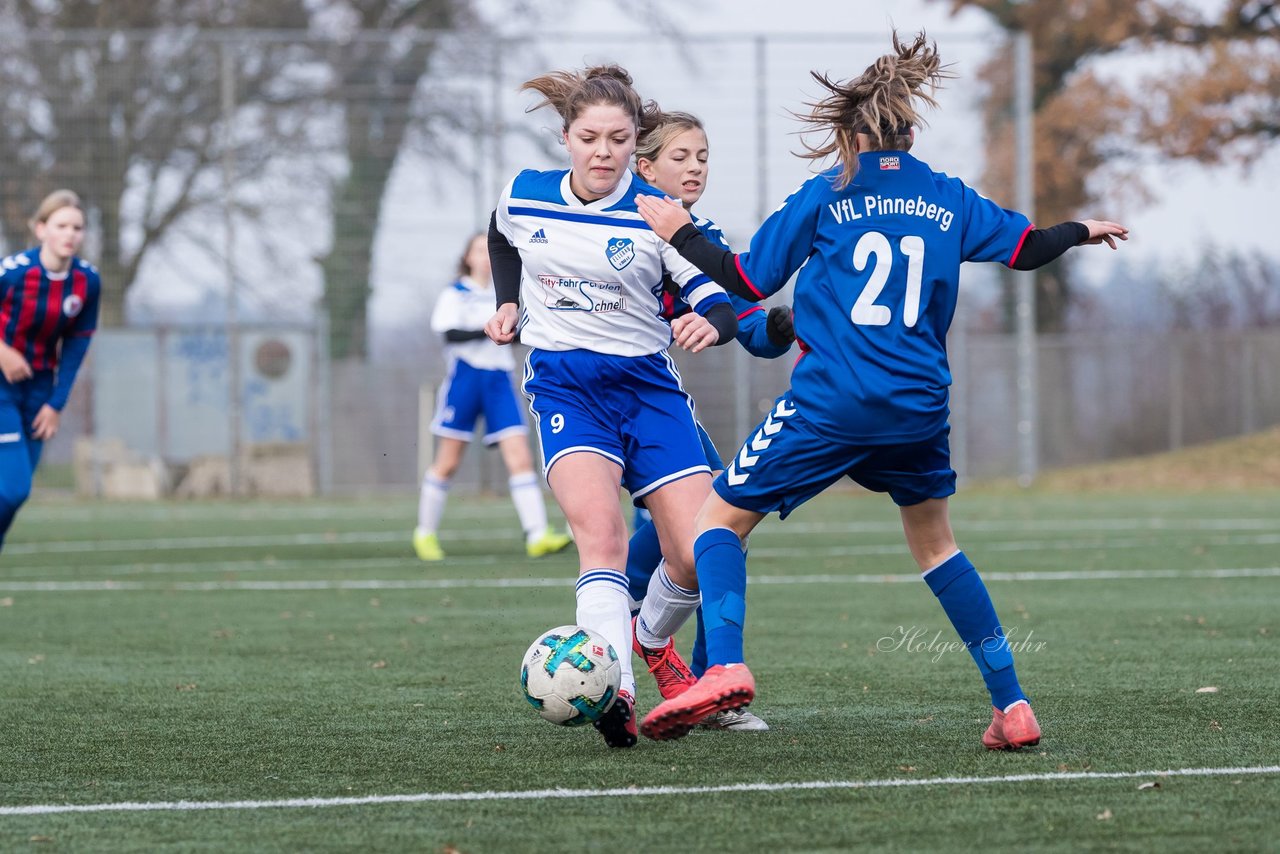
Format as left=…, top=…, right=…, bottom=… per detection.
left=1, top=489, right=1276, bottom=851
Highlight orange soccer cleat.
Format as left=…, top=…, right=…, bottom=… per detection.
left=632, top=618, right=698, bottom=700
left=640, top=664, right=756, bottom=741
left=982, top=701, right=1042, bottom=750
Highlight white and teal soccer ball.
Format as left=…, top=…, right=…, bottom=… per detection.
left=520, top=625, right=621, bottom=726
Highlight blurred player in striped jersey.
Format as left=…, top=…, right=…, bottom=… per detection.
left=636, top=33, right=1127, bottom=748
left=485, top=64, right=738, bottom=748
left=625, top=107, right=797, bottom=732
left=1, top=190, right=100, bottom=553
left=413, top=233, right=573, bottom=562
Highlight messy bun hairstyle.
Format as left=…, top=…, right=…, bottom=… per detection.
left=796, top=32, right=953, bottom=188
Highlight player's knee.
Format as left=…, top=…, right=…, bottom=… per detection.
left=566, top=517, right=627, bottom=566
left=662, top=555, right=698, bottom=589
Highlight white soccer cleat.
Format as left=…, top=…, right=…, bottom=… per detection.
left=702, top=708, right=770, bottom=732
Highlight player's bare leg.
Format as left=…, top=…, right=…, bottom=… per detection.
left=547, top=452, right=636, bottom=746
left=497, top=434, right=572, bottom=557
left=413, top=437, right=467, bottom=561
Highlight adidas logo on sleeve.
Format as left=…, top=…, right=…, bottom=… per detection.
left=529, top=228, right=549, bottom=244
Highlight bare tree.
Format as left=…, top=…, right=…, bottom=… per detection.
left=934, top=0, right=1278, bottom=332
left=0, top=0, right=316, bottom=325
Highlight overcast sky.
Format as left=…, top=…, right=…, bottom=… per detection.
left=550, top=0, right=1278, bottom=279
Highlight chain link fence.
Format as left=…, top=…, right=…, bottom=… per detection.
left=6, top=29, right=1275, bottom=493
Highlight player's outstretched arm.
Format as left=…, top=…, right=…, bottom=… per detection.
left=1010, top=220, right=1130, bottom=271
left=1078, top=220, right=1129, bottom=250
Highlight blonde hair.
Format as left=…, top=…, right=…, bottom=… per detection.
left=796, top=32, right=953, bottom=189
left=29, top=189, right=84, bottom=235
left=521, top=64, right=646, bottom=132
left=635, top=108, right=705, bottom=166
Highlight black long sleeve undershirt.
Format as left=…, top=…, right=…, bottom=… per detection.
left=443, top=329, right=488, bottom=343
left=669, top=223, right=759, bottom=301
left=667, top=220, right=1094, bottom=295
left=1010, top=221, right=1090, bottom=270
left=488, top=210, right=522, bottom=308
left=702, top=301, right=738, bottom=345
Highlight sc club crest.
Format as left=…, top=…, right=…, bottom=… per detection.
left=605, top=237, right=634, bottom=271
left=62, top=293, right=84, bottom=318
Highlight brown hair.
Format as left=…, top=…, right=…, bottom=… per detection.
left=635, top=108, right=705, bottom=166
left=795, top=32, right=953, bottom=189
left=521, top=64, right=646, bottom=132
left=456, top=232, right=484, bottom=278
left=29, top=188, right=84, bottom=235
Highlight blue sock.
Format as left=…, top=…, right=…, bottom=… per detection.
left=695, top=528, right=748, bottom=667
left=691, top=606, right=708, bottom=678
left=924, top=551, right=1026, bottom=710
left=624, top=517, right=663, bottom=605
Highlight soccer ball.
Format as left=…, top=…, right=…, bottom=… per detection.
left=520, top=625, right=621, bottom=726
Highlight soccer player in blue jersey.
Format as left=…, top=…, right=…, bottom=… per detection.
left=634, top=33, right=1128, bottom=748
left=413, top=233, right=573, bottom=562
left=1, top=190, right=101, bottom=554
left=625, top=107, right=797, bottom=732
left=484, top=65, right=740, bottom=748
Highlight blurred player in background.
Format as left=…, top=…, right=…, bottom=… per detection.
left=485, top=64, right=738, bottom=747
left=636, top=32, right=1128, bottom=748
left=0, top=190, right=100, bottom=554
left=414, top=233, right=573, bottom=562
left=625, top=106, right=796, bottom=732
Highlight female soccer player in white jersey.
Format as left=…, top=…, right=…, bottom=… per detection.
left=625, top=106, right=798, bottom=732
left=484, top=65, right=739, bottom=748
left=413, top=233, right=573, bottom=562
left=635, top=33, right=1128, bottom=748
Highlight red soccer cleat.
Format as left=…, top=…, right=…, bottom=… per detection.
left=640, top=664, right=756, bottom=741
left=593, top=689, right=637, bottom=748
left=632, top=617, right=698, bottom=700
left=982, top=701, right=1042, bottom=750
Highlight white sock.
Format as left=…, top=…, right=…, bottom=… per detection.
left=575, top=568, right=635, bottom=697
left=509, top=472, right=549, bottom=542
left=635, top=561, right=701, bottom=648
left=417, top=474, right=449, bottom=533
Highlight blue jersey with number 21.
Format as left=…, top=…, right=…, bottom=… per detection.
left=736, top=150, right=1032, bottom=445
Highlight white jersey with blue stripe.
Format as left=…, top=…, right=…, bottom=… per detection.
left=736, top=151, right=1032, bottom=444
left=430, top=276, right=514, bottom=372
left=495, top=169, right=728, bottom=357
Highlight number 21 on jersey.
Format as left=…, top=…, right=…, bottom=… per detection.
left=850, top=231, right=925, bottom=328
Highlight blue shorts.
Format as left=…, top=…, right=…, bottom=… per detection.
left=715, top=391, right=956, bottom=519
left=432, top=359, right=526, bottom=445
left=697, top=421, right=725, bottom=472
left=522, top=349, right=711, bottom=501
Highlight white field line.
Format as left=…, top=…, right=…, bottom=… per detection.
left=1, top=566, right=1278, bottom=593
left=8, top=529, right=1280, bottom=559
left=2, top=765, right=1276, bottom=817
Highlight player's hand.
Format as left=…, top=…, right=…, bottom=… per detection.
left=635, top=195, right=693, bottom=242
left=485, top=303, right=519, bottom=345
left=671, top=312, right=718, bottom=354
left=31, top=404, right=60, bottom=441
left=1078, top=220, right=1129, bottom=249
left=0, top=344, right=34, bottom=382
left=765, top=305, right=795, bottom=347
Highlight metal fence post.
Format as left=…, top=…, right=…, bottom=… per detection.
left=1014, top=31, right=1038, bottom=487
